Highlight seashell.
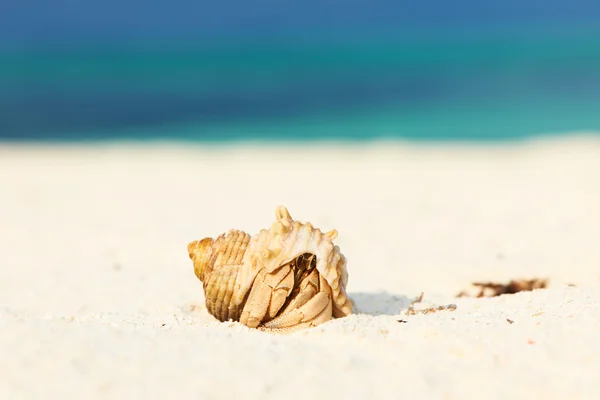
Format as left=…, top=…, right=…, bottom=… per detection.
left=187, top=206, right=352, bottom=332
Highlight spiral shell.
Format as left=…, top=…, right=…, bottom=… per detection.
left=187, top=206, right=352, bottom=332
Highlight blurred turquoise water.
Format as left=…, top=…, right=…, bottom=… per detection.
left=2, top=28, right=600, bottom=142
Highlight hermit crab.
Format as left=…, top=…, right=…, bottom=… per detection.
left=187, top=206, right=352, bottom=332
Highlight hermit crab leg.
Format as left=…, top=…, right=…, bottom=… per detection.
left=261, top=275, right=333, bottom=329
left=239, top=269, right=273, bottom=328
left=239, top=264, right=295, bottom=327
left=277, top=268, right=320, bottom=315
left=263, top=265, right=295, bottom=321
left=291, top=292, right=333, bottom=330
left=261, top=291, right=331, bottom=329
left=260, top=296, right=333, bottom=333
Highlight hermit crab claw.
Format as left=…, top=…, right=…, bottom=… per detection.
left=187, top=206, right=352, bottom=332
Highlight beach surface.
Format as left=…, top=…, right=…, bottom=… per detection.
left=1, top=136, right=599, bottom=399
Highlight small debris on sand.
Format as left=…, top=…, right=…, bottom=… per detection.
left=457, top=278, right=548, bottom=298
left=405, top=292, right=457, bottom=316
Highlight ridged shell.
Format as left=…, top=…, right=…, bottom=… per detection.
left=187, top=206, right=352, bottom=331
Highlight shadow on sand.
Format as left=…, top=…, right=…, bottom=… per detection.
left=348, top=291, right=413, bottom=316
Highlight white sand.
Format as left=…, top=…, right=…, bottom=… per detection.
left=1, top=136, right=600, bottom=399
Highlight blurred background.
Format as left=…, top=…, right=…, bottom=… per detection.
left=1, top=0, right=600, bottom=142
